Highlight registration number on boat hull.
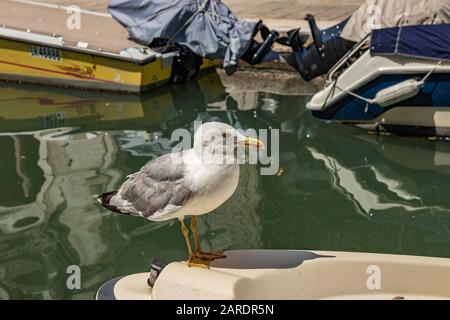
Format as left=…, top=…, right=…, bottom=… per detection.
left=30, top=44, right=62, bottom=61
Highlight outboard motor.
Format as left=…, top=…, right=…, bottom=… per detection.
left=152, top=22, right=282, bottom=78
left=287, top=15, right=354, bottom=81
left=170, top=45, right=204, bottom=83
left=225, top=21, right=281, bottom=75
left=149, top=40, right=204, bottom=84
left=242, top=21, right=280, bottom=65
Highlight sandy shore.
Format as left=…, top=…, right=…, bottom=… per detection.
left=37, top=0, right=364, bottom=30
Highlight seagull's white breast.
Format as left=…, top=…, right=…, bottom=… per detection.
left=175, top=149, right=240, bottom=217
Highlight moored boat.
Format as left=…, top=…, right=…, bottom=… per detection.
left=0, top=0, right=217, bottom=93
left=307, top=24, right=450, bottom=137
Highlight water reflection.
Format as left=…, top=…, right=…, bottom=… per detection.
left=0, top=74, right=276, bottom=299
left=310, top=136, right=450, bottom=215
left=1, top=73, right=450, bottom=299
left=0, top=128, right=124, bottom=299
left=307, top=134, right=450, bottom=244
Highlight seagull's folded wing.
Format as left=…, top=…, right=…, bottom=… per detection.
left=111, top=153, right=193, bottom=219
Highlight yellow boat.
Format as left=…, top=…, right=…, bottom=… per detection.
left=0, top=0, right=217, bottom=93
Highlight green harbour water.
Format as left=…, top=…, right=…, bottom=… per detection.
left=1, top=73, right=450, bottom=299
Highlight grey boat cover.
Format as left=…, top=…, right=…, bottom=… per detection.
left=341, top=0, right=450, bottom=42
left=108, top=0, right=256, bottom=68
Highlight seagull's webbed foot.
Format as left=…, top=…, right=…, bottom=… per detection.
left=187, top=256, right=211, bottom=268
left=196, top=250, right=226, bottom=260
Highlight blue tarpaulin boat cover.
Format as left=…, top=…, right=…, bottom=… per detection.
left=371, top=24, right=450, bottom=61
left=108, top=0, right=256, bottom=69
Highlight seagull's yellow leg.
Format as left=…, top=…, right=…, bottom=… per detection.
left=191, top=216, right=204, bottom=253
left=179, top=217, right=209, bottom=268
left=191, top=216, right=226, bottom=260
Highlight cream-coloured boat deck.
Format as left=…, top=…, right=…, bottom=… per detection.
left=0, top=0, right=138, bottom=53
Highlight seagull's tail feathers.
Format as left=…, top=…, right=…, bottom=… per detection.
left=96, top=191, right=131, bottom=216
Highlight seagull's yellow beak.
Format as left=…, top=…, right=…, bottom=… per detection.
left=244, top=137, right=265, bottom=150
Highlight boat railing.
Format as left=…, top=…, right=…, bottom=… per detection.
left=326, top=33, right=371, bottom=84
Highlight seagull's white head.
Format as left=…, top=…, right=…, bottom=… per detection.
left=193, top=122, right=264, bottom=165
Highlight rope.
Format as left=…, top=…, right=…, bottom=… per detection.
left=335, top=84, right=375, bottom=104
left=211, top=0, right=216, bottom=17
left=168, top=0, right=209, bottom=43
left=419, top=60, right=442, bottom=84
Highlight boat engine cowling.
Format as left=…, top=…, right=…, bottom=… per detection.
left=288, top=15, right=354, bottom=81
left=229, top=21, right=281, bottom=75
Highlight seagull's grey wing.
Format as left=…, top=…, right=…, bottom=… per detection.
left=111, top=153, right=193, bottom=219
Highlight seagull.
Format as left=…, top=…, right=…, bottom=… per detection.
left=97, top=122, right=264, bottom=267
